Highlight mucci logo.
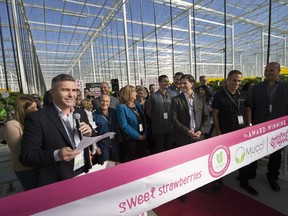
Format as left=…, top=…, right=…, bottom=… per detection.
left=235, top=141, right=265, bottom=163
left=235, top=147, right=245, bottom=164
left=208, top=145, right=231, bottom=178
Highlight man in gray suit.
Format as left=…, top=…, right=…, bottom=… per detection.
left=170, top=74, right=209, bottom=203
left=170, top=74, right=209, bottom=147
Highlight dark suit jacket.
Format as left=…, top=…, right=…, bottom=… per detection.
left=19, top=105, right=93, bottom=187
left=251, top=80, right=288, bottom=125
left=170, top=92, right=209, bottom=146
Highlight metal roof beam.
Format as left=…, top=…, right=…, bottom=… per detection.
left=29, top=21, right=99, bottom=31
left=163, top=0, right=288, bottom=34
left=23, top=3, right=105, bottom=19
left=29, top=26, right=93, bottom=35
left=63, top=0, right=116, bottom=10
left=37, top=50, right=81, bottom=55
left=34, top=40, right=84, bottom=46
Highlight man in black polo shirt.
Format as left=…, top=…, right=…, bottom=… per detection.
left=211, top=70, right=258, bottom=196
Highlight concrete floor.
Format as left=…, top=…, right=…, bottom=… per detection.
left=223, top=158, right=288, bottom=215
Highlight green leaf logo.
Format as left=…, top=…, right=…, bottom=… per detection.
left=241, top=152, right=245, bottom=162
left=235, top=148, right=246, bottom=164
left=216, top=151, right=223, bottom=163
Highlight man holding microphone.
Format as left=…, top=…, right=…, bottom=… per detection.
left=20, top=74, right=95, bottom=187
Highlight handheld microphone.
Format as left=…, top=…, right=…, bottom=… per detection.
left=74, top=113, right=83, bottom=140
left=74, top=113, right=97, bottom=154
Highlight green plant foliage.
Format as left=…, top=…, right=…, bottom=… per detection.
left=0, top=109, right=7, bottom=122
left=0, top=92, right=22, bottom=122
left=209, top=80, right=225, bottom=92
left=280, top=74, right=288, bottom=82
left=206, top=77, right=269, bottom=93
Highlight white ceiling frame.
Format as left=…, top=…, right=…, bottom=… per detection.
left=29, top=21, right=99, bottom=31
left=34, top=40, right=84, bottom=46
left=29, top=26, right=93, bottom=35
left=37, top=50, right=81, bottom=54
left=63, top=0, right=116, bottom=10
left=24, top=2, right=105, bottom=22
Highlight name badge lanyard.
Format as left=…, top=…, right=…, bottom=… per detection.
left=224, top=89, right=244, bottom=125
left=101, top=113, right=112, bottom=128
left=101, top=114, right=115, bottom=139
left=224, top=88, right=240, bottom=110
left=160, top=92, right=170, bottom=118
left=130, top=106, right=143, bottom=133
left=130, top=106, right=140, bottom=117
left=267, top=82, right=279, bottom=113
left=101, top=113, right=111, bottom=125
left=61, top=116, right=85, bottom=170
left=60, top=115, right=76, bottom=148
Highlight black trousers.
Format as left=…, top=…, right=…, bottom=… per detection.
left=221, top=125, right=255, bottom=185
left=239, top=161, right=257, bottom=185
left=267, top=148, right=284, bottom=181
left=125, top=139, right=147, bottom=162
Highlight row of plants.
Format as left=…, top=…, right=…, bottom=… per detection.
left=195, top=74, right=288, bottom=92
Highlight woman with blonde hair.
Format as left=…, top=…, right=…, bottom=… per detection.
left=117, top=85, right=147, bottom=162
left=81, top=99, right=97, bottom=131
left=136, top=86, right=147, bottom=110
left=5, top=95, right=38, bottom=190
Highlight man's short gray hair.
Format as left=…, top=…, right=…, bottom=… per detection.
left=51, top=74, right=75, bottom=89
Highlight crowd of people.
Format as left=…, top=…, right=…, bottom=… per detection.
left=3, top=62, right=288, bottom=203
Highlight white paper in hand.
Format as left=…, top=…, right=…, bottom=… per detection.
left=75, top=132, right=116, bottom=150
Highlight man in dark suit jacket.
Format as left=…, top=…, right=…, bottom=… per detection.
left=20, top=74, right=95, bottom=187
left=170, top=74, right=209, bottom=203
left=251, top=62, right=288, bottom=192
left=170, top=74, right=209, bottom=147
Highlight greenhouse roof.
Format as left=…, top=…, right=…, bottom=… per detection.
left=0, top=0, right=287, bottom=91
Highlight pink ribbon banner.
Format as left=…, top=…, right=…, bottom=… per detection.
left=1, top=116, right=288, bottom=215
